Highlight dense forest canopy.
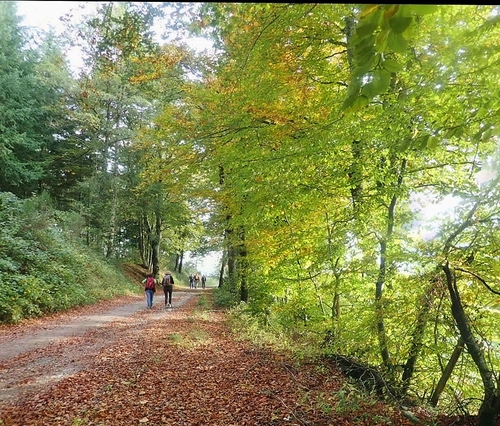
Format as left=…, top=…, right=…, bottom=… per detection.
left=2, top=2, right=500, bottom=423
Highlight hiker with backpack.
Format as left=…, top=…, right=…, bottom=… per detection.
left=161, top=270, right=175, bottom=308
left=194, top=273, right=201, bottom=289
left=142, top=273, right=158, bottom=309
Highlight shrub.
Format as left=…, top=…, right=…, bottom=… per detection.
left=0, top=193, right=139, bottom=323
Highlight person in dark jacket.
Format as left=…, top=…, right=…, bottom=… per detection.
left=162, top=271, right=175, bottom=308
left=194, top=273, right=200, bottom=289
left=189, top=274, right=194, bottom=289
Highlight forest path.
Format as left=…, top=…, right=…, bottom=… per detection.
left=0, top=290, right=195, bottom=408
left=0, top=289, right=462, bottom=425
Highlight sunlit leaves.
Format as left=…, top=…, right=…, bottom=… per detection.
left=381, top=58, right=403, bottom=73
left=361, top=69, right=391, bottom=98
left=342, top=4, right=440, bottom=112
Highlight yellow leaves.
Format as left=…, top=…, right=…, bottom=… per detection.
left=383, top=4, right=399, bottom=20
left=359, top=4, right=381, bottom=20
left=128, top=45, right=187, bottom=85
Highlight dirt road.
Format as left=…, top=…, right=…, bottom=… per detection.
left=0, top=288, right=461, bottom=426
left=0, top=290, right=196, bottom=409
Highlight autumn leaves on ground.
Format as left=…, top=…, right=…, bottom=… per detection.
left=0, top=288, right=477, bottom=426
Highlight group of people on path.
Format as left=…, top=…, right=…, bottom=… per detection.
left=189, top=273, right=207, bottom=289
left=142, top=270, right=208, bottom=309
left=142, top=271, right=174, bottom=309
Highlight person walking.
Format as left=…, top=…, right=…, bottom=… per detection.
left=162, top=270, right=175, bottom=308
left=194, top=272, right=200, bottom=289
left=189, top=274, right=194, bottom=289
left=201, top=274, right=207, bottom=289
left=142, top=273, right=157, bottom=309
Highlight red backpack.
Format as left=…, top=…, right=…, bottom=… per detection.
left=145, top=276, right=156, bottom=290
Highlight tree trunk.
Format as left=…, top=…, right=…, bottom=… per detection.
left=239, top=229, right=248, bottom=302
left=219, top=164, right=237, bottom=293
left=174, top=251, right=184, bottom=273
left=218, top=249, right=227, bottom=288
left=140, top=213, right=152, bottom=269
left=375, top=158, right=406, bottom=372
left=344, top=17, right=362, bottom=209
left=442, top=262, right=498, bottom=426
left=151, top=212, right=162, bottom=277
left=227, top=243, right=237, bottom=289
left=178, top=250, right=183, bottom=273
left=348, top=140, right=363, bottom=208
left=139, top=219, right=146, bottom=267
left=375, top=238, right=391, bottom=369
left=429, top=337, right=464, bottom=407
left=401, top=276, right=441, bottom=395
left=326, top=210, right=342, bottom=335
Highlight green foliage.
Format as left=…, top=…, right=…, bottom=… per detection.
left=3, top=1, right=500, bottom=418
left=213, top=285, right=239, bottom=309
left=174, top=3, right=500, bottom=416
left=196, top=294, right=211, bottom=309
left=343, top=4, right=440, bottom=110
left=167, top=333, right=183, bottom=344
left=227, top=302, right=290, bottom=350
left=0, top=2, right=78, bottom=198
left=0, top=193, right=139, bottom=323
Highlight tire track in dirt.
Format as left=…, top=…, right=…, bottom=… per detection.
left=0, top=291, right=196, bottom=408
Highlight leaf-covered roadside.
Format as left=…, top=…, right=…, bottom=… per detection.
left=0, top=293, right=476, bottom=425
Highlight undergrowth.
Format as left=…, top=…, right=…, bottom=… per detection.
left=0, top=192, right=139, bottom=323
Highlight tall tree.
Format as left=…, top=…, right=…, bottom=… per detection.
left=71, top=2, right=165, bottom=261
left=0, top=2, right=73, bottom=197
left=167, top=2, right=500, bottom=417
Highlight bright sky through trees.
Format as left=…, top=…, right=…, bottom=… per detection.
left=16, top=1, right=213, bottom=77
left=15, top=1, right=220, bottom=275
left=16, top=1, right=92, bottom=29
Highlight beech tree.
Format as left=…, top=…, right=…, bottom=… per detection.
left=68, top=2, right=167, bottom=263
left=4, top=1, right=500, bottom=420
left=160, top=2, right=500, bottom=418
